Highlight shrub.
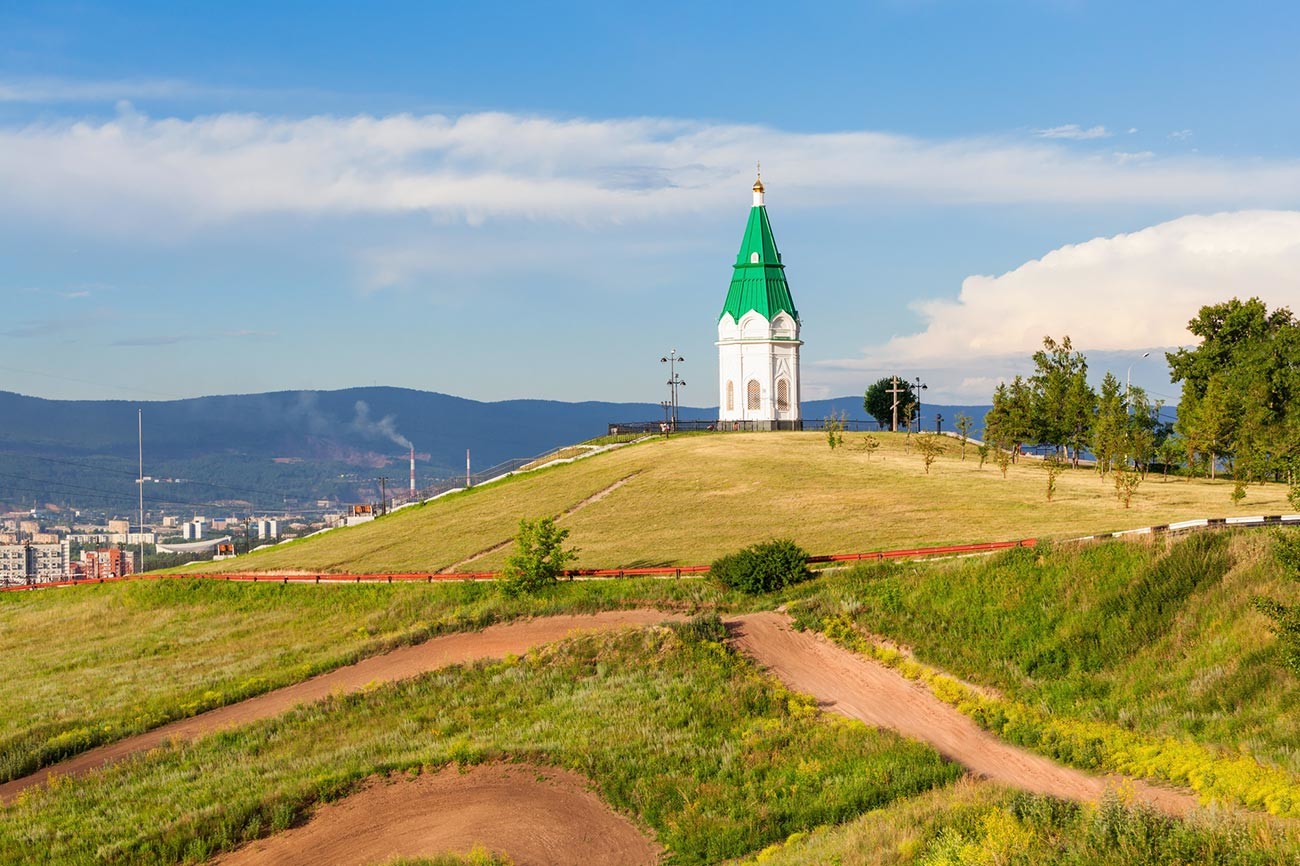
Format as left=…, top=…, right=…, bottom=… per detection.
left=500, top=517, right=578, bottom=596
left=710, top=539, right=812, bottom=594
left=1273, top=529, right=1300, bottom=578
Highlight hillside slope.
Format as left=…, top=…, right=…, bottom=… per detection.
left=0, top=387, right=986, bottom=510
left=199, top=431, right=1289, bottom=574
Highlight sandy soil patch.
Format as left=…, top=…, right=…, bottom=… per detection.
left=211, top=762, right=661, bottom=866
left=0, top=609, right=677, bottom=802
left=726, top=611, right=1200, bottom=816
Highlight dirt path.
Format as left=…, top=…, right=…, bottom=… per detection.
left=211, top=763, right=661, bottom=866
left=0, top=609, right=677, bottom=803
left=726, top=611, right=1201, bottom=816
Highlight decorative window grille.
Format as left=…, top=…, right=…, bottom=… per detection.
left=776, top=379, right=790, bottom=412
left=747, top=380, right=761, bottom=411
left=726, top=381, right=734, bottom=411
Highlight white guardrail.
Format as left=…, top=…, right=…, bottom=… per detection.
left=1068, top=513, right=1300, bottom=543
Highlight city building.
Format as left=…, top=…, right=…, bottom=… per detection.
left=716, top=172, right=803, bottom=429
left=0, top=541, right=70, bottom=585
left=77, top=547, right=136, bottom=580
left=254, top=518, right=280, bottom=540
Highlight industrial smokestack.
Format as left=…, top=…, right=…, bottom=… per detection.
left=409, top=446, right=416, bottom=495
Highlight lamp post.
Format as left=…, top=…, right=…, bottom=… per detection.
left=661, top=349, right=685, bottom=428
left=913, top=377, right=928, bottom=433
left=1126, top=352, right=1151, bottom=407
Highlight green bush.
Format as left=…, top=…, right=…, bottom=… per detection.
left=500, top=517, right=578, bottom=596
left=709, top=539, right=812, bottom=594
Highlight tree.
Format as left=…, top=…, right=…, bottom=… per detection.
left=955, top=413, right=974, bottom=460
left=1028, top=336, right=1095, bottom=464
left=1194, top=374, right=1237, bottom=480
left=1091, top=372, right=1126, bottom=478
left=977, top=442, right=990, bottom=469
left=915, top=433, right=946, bottom=474
left=985, top=377, right=1034, bottom=461
left=824, top=411, right=846, bottom=450
left=860, top=434, right=880, bottom=458
left=1113, top=463, right=1142, bottom=508
left=500, top=517, right=579, bottom=596
left=1167, top=298, right=1300, bottom=492
left=994, top=445, right=1013, bottom=478
left=1156, top=436, right=1183, bottom=480
left=863, top=376, right=917, bottom=431
left=1041, top=455, right=1065, bottom=501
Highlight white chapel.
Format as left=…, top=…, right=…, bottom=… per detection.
left=716, top=172, right=803, bottom=429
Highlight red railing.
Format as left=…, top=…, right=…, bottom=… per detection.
left=0, top=539, right=1035, bottom=592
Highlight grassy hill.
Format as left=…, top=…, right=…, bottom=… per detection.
left=7, top=431, right=1300, bottom=865
left=195, top=431, right=1293, bottom=575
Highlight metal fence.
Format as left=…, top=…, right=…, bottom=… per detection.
left=607, top=418, right=885, bottom=435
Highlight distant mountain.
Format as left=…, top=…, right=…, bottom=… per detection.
left=0, top=389, right=990, bottom=514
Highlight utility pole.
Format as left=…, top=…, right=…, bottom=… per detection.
left=378, top=476, right=389, bottom=516
left=137, top=409, right=144, bottom=573
left=661, top=349, right=685, bottom=428
left=466, top=449, right=471, bottom=488
left=887, top=376, right=904, bottom=433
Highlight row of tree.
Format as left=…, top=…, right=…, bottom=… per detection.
left=982, top=336, right=1169, bottom=477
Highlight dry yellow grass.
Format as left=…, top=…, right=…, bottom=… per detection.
left=195, top=432, right=1292, bottom=574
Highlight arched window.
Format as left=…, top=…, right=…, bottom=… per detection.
left=747, top=380, right=761, bottom=411
left=776, top=379, right=790, bottom=412
left=750, top=251, right=760, bottom=263
left=726, top=381, right=734, bottom=411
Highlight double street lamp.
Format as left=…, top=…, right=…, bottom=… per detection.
left=661, top=349, right=685, bottom=428
left=914, top=377, right=928, bottom=433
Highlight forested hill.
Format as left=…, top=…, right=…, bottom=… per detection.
left=0, top=388, right=989, bottom=511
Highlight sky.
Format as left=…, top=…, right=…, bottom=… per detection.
left=3, top=1, right=1300, bottom=407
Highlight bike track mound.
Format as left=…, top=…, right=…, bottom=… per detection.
left=210, top=762, right=661, bottom=866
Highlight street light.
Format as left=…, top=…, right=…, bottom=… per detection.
left=1126, top=352, right=1151, bottom=406
left=661, top=349, right=686, bottom=428
left=913, top=377, right=928, bottom=433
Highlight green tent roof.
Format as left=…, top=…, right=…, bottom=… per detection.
left=719, top=203, right=799, bottom=324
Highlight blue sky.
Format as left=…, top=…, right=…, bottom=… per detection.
left=3, top=1, right=1300, bottom=406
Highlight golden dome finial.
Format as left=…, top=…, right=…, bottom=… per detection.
left=752, top=160, right=764, bottom=193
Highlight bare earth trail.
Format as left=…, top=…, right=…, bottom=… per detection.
left=726, top=611, right=1201, bottom=816
left=0, top=609, right=677, bottom=803
left=211, top=763, right=661, bottom=866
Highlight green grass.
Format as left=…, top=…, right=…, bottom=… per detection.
left=736, top=779, right=1300, bottom=865
left=190, top=432, right=1294, bottom=575
left=0, top=622, right=960, bottom=866
left=378, top=852, right=511, bottom=866
left=784, top=530, right=1300, bottom=811
left=0, top=576, right=729, bottom=784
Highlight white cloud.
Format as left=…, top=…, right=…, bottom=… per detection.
left=2, top=107, right=1300, bottom=236
left=1035, top=124, right=1111, bottom=140
left=833, top=210, right=1300, bottom=388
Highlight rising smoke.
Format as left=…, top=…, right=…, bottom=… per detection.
left=350, top=400, right=413, bottom=450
